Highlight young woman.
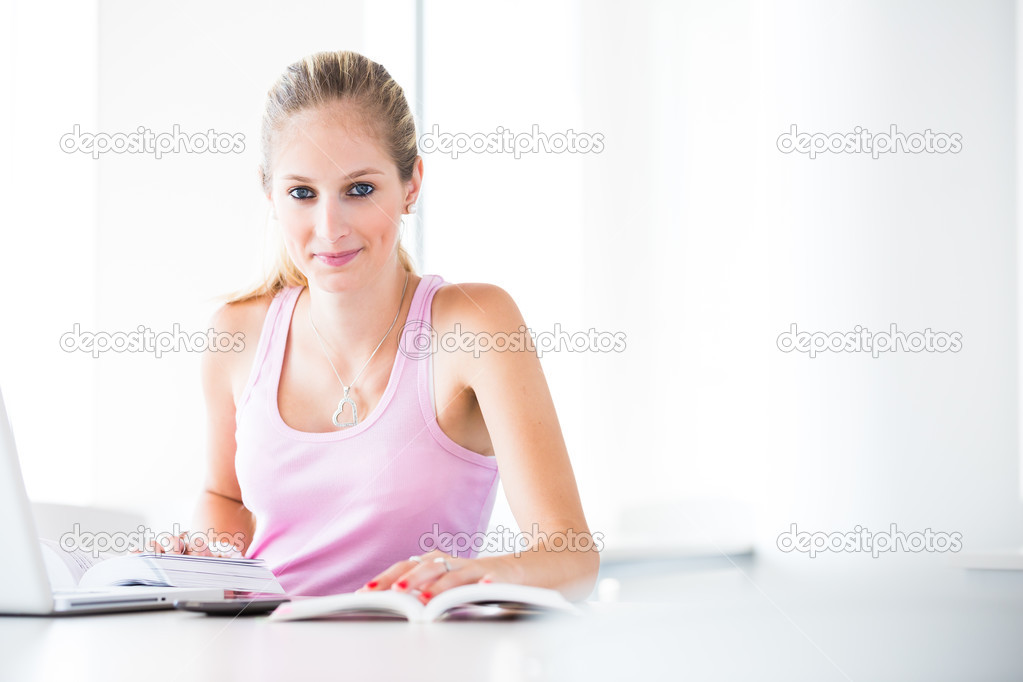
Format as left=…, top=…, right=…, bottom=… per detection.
left=147, top=50, right=598, bottom=603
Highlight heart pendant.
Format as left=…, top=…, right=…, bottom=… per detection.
left=332, top=396, right=358, bottom=428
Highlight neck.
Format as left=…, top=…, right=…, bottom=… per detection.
left=304, top=264, right=414, bottom=371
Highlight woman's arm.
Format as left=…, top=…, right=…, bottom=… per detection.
left=190, top=305, right=257, bottom=555
left=361, top=283, right=601, bottom=601
left=455, top=283, right=600, bottom=600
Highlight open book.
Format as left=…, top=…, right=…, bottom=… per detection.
left=268, top=582, right=581, bottom=623
left=39, top=538, right=285, bottom=593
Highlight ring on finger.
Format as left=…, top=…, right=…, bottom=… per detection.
left=433, top=556, right=452, bottom=572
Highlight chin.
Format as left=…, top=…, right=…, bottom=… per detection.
left=307, top=266, right=368, bottom=292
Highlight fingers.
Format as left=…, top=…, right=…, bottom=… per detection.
left=142, top=538, right=167, bottom=554
left=358, top=556, right=424, bottom=593
left=422, top=565, right=487, bottom=597
left=189, top=542, right=216, bottom=557
left=358, top=551, right=476, bottom=603
left=395, top=554, right=457, bottom=593
left=133, top=531, right=194, bottom=555
left=403, top=556, right=483, bottom=601
left=176, top=533, right=190, bottom=555
left=128, top=531, right=239, bottom=557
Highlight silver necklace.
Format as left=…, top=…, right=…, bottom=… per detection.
left=307, top=271, right=410, bottom=428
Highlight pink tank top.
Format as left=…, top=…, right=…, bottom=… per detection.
left=234, top=274, right=500, bottom=596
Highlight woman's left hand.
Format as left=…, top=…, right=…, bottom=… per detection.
left=354, top=550, right=520, bottom=603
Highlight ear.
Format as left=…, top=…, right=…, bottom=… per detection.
left=259, top=167, right=277, bottom=219
left=404, top=155, right=424, bottom=212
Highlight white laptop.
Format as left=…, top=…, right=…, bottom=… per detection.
left=0, top=386, right=224, bottom=615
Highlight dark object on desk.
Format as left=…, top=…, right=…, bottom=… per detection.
left=174, top=595, right=290, bottom=616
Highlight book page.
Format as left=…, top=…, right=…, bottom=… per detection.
left=77, top=553, right=285, bottom=592
left=38, top=538, right=119, bottom=588
left=268, top=590, right=424, bottom=622
left=423, top=583, right=581, bottom=622
left=267, top=585, right=582, bottom=623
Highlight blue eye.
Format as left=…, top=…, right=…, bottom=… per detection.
left=349, top=183, right=374, bottom=197
left=289, top=187, right=315, bottom=200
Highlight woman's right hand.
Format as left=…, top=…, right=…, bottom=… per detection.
left=132, top=531, right=242, bottom=558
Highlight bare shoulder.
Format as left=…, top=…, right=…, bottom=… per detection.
left=210, top=294, right=274, bottom=337
left=205, top=293, right=276, bottom=403
left=431, top=282, right=530, bottom=386
left=431, top=282, right=524, bottom=333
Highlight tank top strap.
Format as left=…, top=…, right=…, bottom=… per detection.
left=399, top=274, right=446, bottom=377
left=236, top=285, right=304, bottom=413
left=405, top=274, right=445, bottom=325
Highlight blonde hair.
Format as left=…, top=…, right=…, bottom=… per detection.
left=222, top=50, right=419, bottom=305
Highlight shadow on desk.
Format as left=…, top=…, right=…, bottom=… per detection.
left=279, top=606, right=561, bottom=623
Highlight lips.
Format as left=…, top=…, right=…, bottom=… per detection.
left=314, top=248, right=363, bottom=268
left=316, top=248, right=362, bottom=258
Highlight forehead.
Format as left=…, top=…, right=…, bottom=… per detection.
left=271, top=104, right=393, bottom=181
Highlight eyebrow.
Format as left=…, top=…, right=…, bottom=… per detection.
left=281, top=168, right=384, bottom=182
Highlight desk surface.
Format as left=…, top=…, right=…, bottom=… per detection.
left=3, top=556, right=1021, bottom=682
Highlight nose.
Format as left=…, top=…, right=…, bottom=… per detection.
left=314, top=195, right=349, bottom=243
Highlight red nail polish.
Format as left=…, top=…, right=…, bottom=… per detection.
left=366, top=581, right=378, bottom=589
left=420, top=591, right=431, bottom=599
left=481, top=578, right=492, bottom=583
left=396, top=580, right=408, bottom=590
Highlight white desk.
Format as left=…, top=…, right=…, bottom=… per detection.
left=2, top=556, right=1021, bottom=681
